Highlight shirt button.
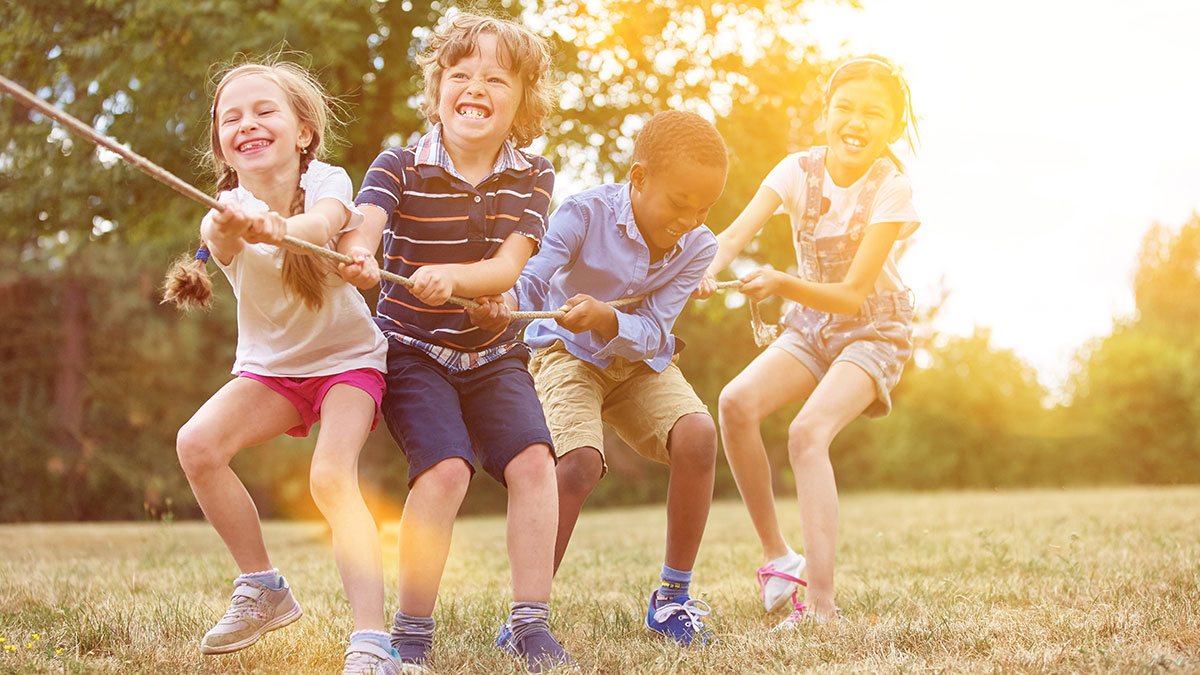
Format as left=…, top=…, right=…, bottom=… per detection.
left=626, top=289, right=634, bottom=295
left=474, top=196, right=481, bottom=203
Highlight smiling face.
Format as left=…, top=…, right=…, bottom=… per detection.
left=629, top=159, right=727, bottom=258
left=823, top=77, right=901, bottom=186
left=214, top=73, right=312, bottom=183
left=436, top=32, right=523, bottom=163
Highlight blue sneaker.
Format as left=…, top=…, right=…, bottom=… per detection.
left=645, top=590, right=716, bottom=647
left=494, top=621, right=512, bottom=651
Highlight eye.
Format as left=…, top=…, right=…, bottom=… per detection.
left=449, top=72, right=468, bottom=80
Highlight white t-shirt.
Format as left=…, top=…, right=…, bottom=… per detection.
left=207, top=160, right=387, bottom=377
left=763, top=150, right=920, bottom=296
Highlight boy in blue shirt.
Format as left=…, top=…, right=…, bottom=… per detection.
left=470, top=110, right=728, bottom=647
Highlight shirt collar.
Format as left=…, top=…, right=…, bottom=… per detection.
left=413, top=124, right=532, bottom=179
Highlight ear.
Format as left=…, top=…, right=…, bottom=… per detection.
left=629, top=161, right=647, bottom=191
left=297, top=125, right=314, bottom=151
left=888, top=117, right=906, bottom=144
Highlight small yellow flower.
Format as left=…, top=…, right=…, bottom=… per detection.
left=56, top=648, right=63, bottom=655
left=26, top=643, right=32, bottom=649
left=32, top=634, right=39, bottom=640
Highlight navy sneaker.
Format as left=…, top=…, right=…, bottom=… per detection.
left=645, top=590, right=716, bottom=647
left=498, top=623, right=571, bottom=673
left=388, top=638, right=431, bottom=674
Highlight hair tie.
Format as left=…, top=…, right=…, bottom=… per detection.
left=194, top=248, right=211, bottom=263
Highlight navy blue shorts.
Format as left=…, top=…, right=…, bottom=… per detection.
left=382, top=340, right=554, bottom=487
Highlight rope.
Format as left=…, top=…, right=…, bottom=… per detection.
left=0, top=73, right=751, bottom=322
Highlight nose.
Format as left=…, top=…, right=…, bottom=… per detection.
left=465, top=76, right=485, bottom=95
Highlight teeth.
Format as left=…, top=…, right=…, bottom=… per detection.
left=458, top=107, right=487, bottom=119
left=239, top=140, right=270, bottom=152
left=842, top=135, right=866, bottom=148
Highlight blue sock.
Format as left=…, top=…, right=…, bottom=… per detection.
left=390, top=610, right=435, bottom=650
left=350, top=630, right=394, bottom=653
left=237, top=568, right=283, bottom=590
left=657, top=564, right=693, bottom=604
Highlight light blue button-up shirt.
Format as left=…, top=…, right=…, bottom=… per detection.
left=513, top=183, right=717, bottom=373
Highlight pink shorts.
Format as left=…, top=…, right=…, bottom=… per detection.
left=239, top=368, right=385, bottom=438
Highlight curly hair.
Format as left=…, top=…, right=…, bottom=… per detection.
left=417, top=11, right=555, bottom=149
left=631, top=110, right=728, bottom=176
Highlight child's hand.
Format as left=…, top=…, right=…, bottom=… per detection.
left=467, top=294, right=514, bottom=332
left=692, top=270, right=718, bottom=300
left=244, top=211, right=287, bottom=245
left=409, top=264, right=459, bottom=306
left=338, top=246, right=380, bottom=289
left=557, top=294, right=616, bottom=335
left=738, top=268, right=783, bottom=302
left=210, top=204, right=253, bottom=240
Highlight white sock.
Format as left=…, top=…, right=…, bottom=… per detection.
left=762, top=549, right=805, bottom=608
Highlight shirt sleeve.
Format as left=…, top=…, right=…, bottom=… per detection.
left=513, top=196, right=586, bottom=313
left=303, top=163, right=364, bottom=233
left=762, top=153, right=803, bottom=217
left=868, top=172, right=921, bottom=239
left=593, top=232, right=718, bottom=363
left=355, top=148, right=406, bottom=215
left=513, top=157, right=555, bottom=246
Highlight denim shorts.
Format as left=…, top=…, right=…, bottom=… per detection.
left=774, top=295, right=914, bottom=417
left=381, top=340, right=554, bottom=486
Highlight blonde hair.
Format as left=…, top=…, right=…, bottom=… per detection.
left=417, top=11, right=555, bottom=149
left=163, top=59, right=339, bottom=311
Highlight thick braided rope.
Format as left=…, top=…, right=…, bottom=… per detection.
left=0, top=73, right=747, bottom=321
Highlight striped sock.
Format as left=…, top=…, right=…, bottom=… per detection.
left=657, top=564, right=693, bottom=604
left=507, top=601, right=550, bottom=642
left=390, top=611, right=435, bottom=650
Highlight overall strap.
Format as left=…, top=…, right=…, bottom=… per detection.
left=797, top=146, right=827, bottom=235
left=845, top=158, right=893, bottom=241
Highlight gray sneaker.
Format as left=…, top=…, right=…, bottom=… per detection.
left=343, top=640, right=403, bottom=675
left=200, top=576, right=303, bottom=654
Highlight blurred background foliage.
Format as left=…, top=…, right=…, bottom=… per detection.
left=1, top=0, right=1197, bottom=522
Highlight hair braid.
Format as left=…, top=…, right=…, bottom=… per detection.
left=279, top=149, right=332, bottom=311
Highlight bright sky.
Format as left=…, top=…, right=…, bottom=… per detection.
left=800, top=0, right=1200, bottom=389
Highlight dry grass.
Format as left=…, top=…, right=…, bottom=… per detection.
left=2, top=487, right=1198, bottom=673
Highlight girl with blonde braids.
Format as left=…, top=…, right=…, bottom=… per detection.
left=163, top=60, right=399, bottom=674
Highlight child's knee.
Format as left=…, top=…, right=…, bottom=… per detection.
left=667, top=414, right=717, bottom=465
left=718, top=384, right=759, bottom=428
left=786, top=415, right=832, bottom=463
left=503, top=443, right=555, bottom=486
left=413, top=458, right=472, bottom=501
left=175, top=423, right=222, bottom=476
left=556, top=447, right=603, bottom=496
left=308, top=458, right=357, bottom=509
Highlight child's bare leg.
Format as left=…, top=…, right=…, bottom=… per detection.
left=718, top=348, right=818, bottom=562
left=787, top=361, right=876, bottom=619
left=552, top=446, right=603, bottom=572
left=310, top=384, right=385, bottom=632
left=504, top=443, right=557, bottom=602
left=397, top=458, right=471, bottom=616
left=663, top=413, right=717, bottom=571
left=176, top=377, right=300, bottom=573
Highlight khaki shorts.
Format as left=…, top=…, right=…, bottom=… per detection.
left=529, top=341, right=710, bottom=473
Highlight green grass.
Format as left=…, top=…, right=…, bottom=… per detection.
left=2, top=487, right=1199, bottom=673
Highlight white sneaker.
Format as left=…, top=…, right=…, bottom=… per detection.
left=756, top=551, right=806, bottom=612
left=343, top=640, right=404, bottom=675
left=200, top=577, right=302, bottom=654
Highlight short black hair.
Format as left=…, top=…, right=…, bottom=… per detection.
left=631, top=110, right=728, bottom=175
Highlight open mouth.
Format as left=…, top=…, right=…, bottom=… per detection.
left=666, top=227, right=685, bottom=238
left=840, top=134, right=867, bottom=149
left=456, top=103, right=490, bottom=119
left=238, top=139, right=271, bottom=153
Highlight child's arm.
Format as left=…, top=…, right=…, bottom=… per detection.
left=693, top=185, right=781, bottom=299
left=200, top=203, right=254, bottom=265
left=407, top=232, right=536, bottom=306
left=740, top=221, right=903, bottom=314
left=336, top=204, right=387, bottom=289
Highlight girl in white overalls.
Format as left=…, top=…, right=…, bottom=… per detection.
left=695, top=56, right=920, bottom=630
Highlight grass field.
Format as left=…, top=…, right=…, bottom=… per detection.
left=2, top=487, right=1198, bottom=673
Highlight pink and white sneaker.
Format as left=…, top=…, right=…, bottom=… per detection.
left=756, top=552, right=806, bottom=612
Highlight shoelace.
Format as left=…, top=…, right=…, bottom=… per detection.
left=652, top=597, right=712, bottom=632
left=756, top=563, right=807, bottom=606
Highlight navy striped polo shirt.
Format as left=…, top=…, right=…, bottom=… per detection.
left=355, top=127, right=554, bottom=353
